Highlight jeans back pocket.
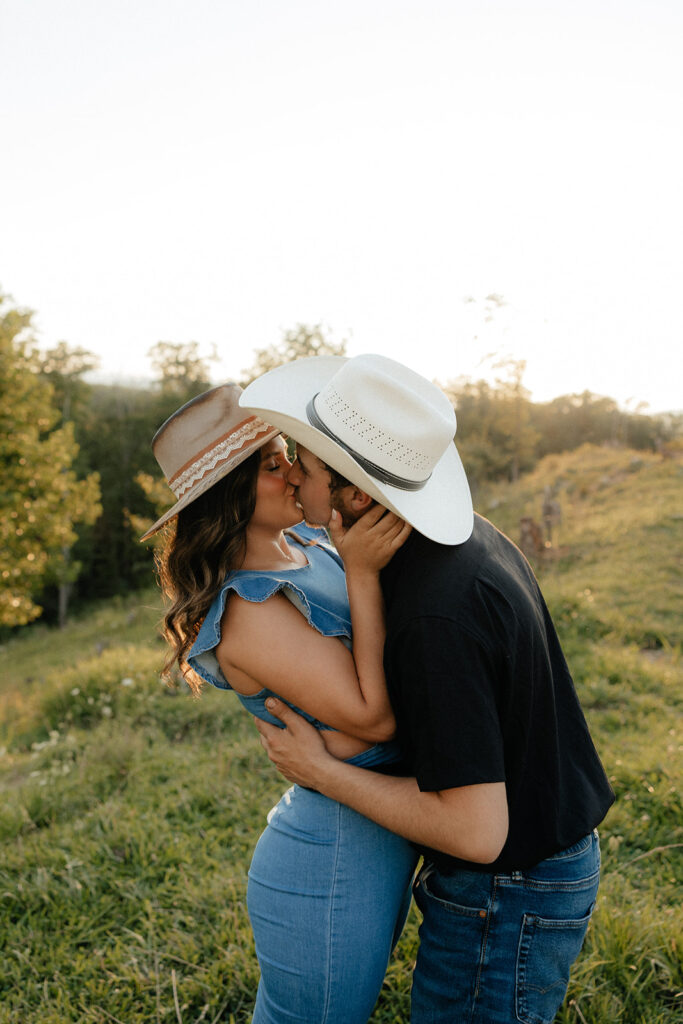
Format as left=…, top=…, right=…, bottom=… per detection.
left=515, top=907, right=594, bottom=1024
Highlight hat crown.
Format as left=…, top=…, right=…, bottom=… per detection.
left=153, top=385, right=248, bottom=486
left=313, top=354, right=456, bottom=483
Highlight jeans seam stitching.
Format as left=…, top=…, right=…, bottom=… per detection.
left=320, top=800, right=342, bottom=1023
left=472, top=879, right=495, bottom=1014
left=510, top=869, right=601, bottom=893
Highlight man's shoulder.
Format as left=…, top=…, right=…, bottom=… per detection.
left=383, top=513, right=538, bottom=625
left=381, top=515, right=487, bottom=614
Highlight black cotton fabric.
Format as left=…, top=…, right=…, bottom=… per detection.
left=380, top=513, right=614, bottom=873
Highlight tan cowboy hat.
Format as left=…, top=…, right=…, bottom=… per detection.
left=140, top=383, right=280, bottom=541
left=240, top=354, right=473, bottom=545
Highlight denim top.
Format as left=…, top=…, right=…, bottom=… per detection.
left=188, top=523, right=352, bottom=731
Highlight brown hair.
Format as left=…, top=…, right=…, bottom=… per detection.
left=325, top=462, right=376, bottom=527
left=326, top=465, right=352, bottom=494
left=156, top=448, right=261, bottom=694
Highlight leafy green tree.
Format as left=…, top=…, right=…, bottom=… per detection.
left=241, top=323, right=347, bottom=385
left=74, top=383, right=163, bottom=599
left=70, top=342, right=219, bottom=602
left=0, top=294, right=101, bottom=627
left=531, top=391, right=621, bottom=455
left=38, top=342, right=101, bottom=626
left=130, top=470, right=175, bottom=548
left=488, top=358, right=539, bottom=482
left=443, top=359, right=539, bottom=490
left=148, top=340, right=217, bottom=399
left=39, top=341, right=99, bottom=423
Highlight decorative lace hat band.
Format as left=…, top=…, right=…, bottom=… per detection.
left=169, top=416, right=274, bottom=498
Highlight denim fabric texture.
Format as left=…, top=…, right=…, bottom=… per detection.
left=411, top=831, right=601, bottom=1024
left=187, top=524, right=352, bottom=731
left=248, top=744, right=418, bottom=1023
left=188, top=523, right=351, bottom=692
left=185, top=522, right=417, bottom=1020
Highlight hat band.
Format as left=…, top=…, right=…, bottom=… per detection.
left=169, top=417, right=274, bottom=498
left=306, top=398, right=430, bottom=492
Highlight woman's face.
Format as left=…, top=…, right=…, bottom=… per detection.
left=250, top=436, right=302, bottom=531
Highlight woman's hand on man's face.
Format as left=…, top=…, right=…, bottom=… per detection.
left=329, top=504, right=411, bottom=576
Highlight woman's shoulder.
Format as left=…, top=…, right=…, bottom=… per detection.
left=189, top=568, right=290, bottom=663
left=187, top=521, right=350, bottom=690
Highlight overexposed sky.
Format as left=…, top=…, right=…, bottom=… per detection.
left=2, top=0, right=682, bottom=411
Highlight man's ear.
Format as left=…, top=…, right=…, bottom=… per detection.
left=333, top=485, right=376, bottom=525
left=345, top=487, right=374, bottom=513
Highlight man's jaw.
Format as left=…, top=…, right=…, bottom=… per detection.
left=294, top=492, right=330, bottom=530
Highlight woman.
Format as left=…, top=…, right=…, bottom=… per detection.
left=142, top=383, right=418, bottom=1024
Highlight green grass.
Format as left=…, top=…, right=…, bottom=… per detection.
left=481, top=444, right=682, bottom=651
left=1, top=445, right=682, bottom=1022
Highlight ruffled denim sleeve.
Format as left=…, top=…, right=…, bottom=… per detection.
left=187, top=524, right=352, bottom=699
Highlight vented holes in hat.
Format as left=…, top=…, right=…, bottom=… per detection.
left=322, top=388, right=431, bottom=473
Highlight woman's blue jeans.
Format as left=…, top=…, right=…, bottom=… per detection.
left=412, top=830, right=601, bottom=1024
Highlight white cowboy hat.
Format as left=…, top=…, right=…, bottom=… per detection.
left=239, top=354, right=473, bottom=545
left=140, top=383, right=280, bottom=540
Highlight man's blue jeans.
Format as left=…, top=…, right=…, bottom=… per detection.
left=411, top=830, right=601, bottom=1023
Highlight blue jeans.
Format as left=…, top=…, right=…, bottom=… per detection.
left=411, top=831, right=601, bottom=1024
left=247, top=746, right=418, bottom=1023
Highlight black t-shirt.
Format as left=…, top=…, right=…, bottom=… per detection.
left=380, top=513, right=614, bottom=873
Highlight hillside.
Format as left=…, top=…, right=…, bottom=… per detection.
left=0, top=444, right=681, bottom=1023
left=480, top=443, right=681, bottom=650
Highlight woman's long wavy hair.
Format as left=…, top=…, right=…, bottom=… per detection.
left=156, top=449, right=262, bottom=695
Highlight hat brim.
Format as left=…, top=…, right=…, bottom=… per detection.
left=139, top=425, right=281, bottom=541
left=240, top=357, right=473, bottom=545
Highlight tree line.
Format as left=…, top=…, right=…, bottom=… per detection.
left=1, top=291, right=679, bottom=633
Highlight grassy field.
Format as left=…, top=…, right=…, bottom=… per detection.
left=1, top=444, right=681, bottom=1023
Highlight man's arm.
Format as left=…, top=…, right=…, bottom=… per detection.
left=255, top=698, right=509, bottom=864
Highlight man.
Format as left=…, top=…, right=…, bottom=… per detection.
left=239, top=354, right=614, bottom=1024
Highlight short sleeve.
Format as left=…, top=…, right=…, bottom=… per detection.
left=188, top=574, right=320, bottom=689
left=188, top=540, right=351, bottom=690
left=388, top=616, right=507, bottom=792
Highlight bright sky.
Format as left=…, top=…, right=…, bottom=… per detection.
left=2, top=0, right=682, bottom=412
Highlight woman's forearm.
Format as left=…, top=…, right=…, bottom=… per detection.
left=344, top=565, right=395, bottom=738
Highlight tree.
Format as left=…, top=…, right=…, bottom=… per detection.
left=129, top=470, right=175, bottom=547
left=148, top=340, right=217, bottom=398
left=0, top=293, right=101, bottom=628
left=488, top=358, right=539, bottom=482
left=39, top=341, right=99, bottom=422
left=442, top=359, right=539, bottom=489
left=241, top=323, right=347, bottom=385
left=38, top=342, right=101, bottom=626
left=75, top=383, right=164, bottom=600
left=66, top=342, right=218, bottom=604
